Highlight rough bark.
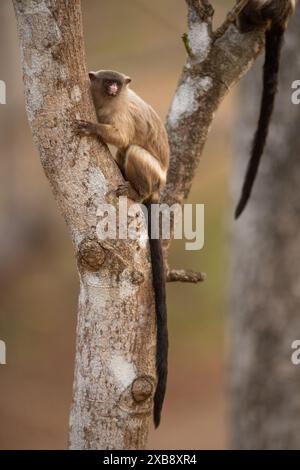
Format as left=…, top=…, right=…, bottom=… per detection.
left=230, top=7, right=300, bottom=450
left=13, top=0, right=271, bottom=450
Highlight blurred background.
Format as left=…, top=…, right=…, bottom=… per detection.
left=0, top=0, right=243, bottom=449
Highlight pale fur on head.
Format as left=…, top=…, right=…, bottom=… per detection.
left=89, top=70, right=131, bottom=112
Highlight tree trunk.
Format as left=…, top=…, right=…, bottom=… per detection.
left=13, top=0, right=156, bottom=450
left=230, top=6, right=300, bottom=450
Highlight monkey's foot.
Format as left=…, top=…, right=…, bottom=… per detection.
left=114, top=182, right=141, bottom=202
left=75, top=120, right=99, bottom=137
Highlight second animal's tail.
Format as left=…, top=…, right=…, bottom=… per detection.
left=235, top=25, right=285, bottom=219
left=146, top=202, right=168, bottom=428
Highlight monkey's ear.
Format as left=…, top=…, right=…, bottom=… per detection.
left=89, top=71, right=97, bottom=81
left=125, top=76, right=132, bottom=85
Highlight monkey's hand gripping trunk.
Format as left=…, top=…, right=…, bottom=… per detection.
left=146, top=202, right=168, bottom=428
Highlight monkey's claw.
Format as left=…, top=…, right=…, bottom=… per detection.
left=112, top=182, right=141, bottom=202
left=115, top=182, right=131, bottom=197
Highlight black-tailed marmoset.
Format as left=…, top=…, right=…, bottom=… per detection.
left=76, top=70, right=169, bottom=428
left=235, top=0, right=296, bottom=218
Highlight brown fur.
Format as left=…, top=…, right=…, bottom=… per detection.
left=77, top=70, right=169, bottom=202
left=238, top=0, right=295, bottom=31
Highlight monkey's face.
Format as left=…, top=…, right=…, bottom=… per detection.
left=89, top=70, right=131, bottom=100
left=103, top=78, right=123, bottom=97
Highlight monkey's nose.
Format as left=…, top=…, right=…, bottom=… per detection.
left=109, top=83, right=119, bottom=96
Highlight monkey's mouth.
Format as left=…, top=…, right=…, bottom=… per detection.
left=107, top=82, right=119, bottom=96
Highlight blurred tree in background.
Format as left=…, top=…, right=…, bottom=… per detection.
left=230, top=5, right=300, bottom=450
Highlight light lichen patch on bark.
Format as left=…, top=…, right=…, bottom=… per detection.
left=110, top=354, right=137, bottom=392
left=188, top=22, right=211, bottom=61
left=168, top=77, right=199, bottom=127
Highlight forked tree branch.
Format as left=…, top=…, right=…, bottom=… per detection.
left=162, top=0, right=264, bottom=247
left=214, top=0, right=249, bottom=39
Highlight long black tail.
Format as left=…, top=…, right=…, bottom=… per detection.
left=146, top=202, right=168, bottom=428
left=235, top=25, right=285, bottom=219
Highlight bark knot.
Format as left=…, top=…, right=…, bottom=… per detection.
left=131, top=271, right=145, bottom=285
left=131, top=376, right=153, bottom=403
left=78, top=237, right=106, bottom=271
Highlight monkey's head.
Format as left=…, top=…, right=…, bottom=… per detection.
left=88, top=70, right=131, bottom=100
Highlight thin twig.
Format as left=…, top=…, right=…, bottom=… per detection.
left=214, top=0, right=249, bottom=40
left=167, top=269, right=206, bottom=284
left=182, top=32, right=195, bottom=58
left=185, top=0, right=214, bottom=24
